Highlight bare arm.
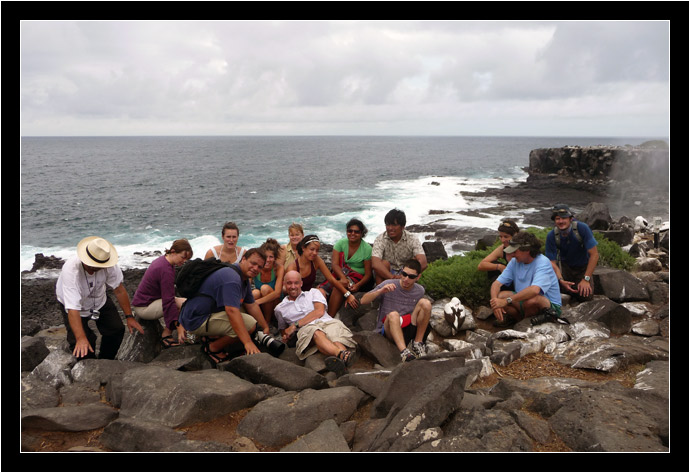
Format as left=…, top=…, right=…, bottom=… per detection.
left=113, top=283, right=144, bottom=335
left=282, top=301, right=327, bottom=340
left=477, top=246, right=506, bottom=272
left=371, top=256, right=396, bottom=280
left=255, top=265, right=285, bottom=305
left=416, top=253, right=428, bottom=273
left=225, top=305, right=261, bottom=355
left=67, top=309, right=93, bottom=358
left=360, top=283, right=396, bottom=306
left=317, top=256, right=358, bottom=307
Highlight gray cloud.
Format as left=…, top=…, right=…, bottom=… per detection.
left=20, top=20, right=670, bottom=136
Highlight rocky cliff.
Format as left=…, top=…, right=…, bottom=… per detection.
left=527, top=144, right=669, bottom=189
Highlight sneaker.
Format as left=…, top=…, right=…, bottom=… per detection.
left=408, top=340, right=427, bottom=358
left=530, top=308, right=566, bottom=326
left=400, top=348, right=417, bottom=362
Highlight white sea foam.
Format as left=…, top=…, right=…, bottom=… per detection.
left=21, top=171, right=529, bottom=273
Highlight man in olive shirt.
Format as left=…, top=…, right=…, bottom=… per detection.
left=371, top=208, right=427, bottom=285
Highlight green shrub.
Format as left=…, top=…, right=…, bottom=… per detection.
left=593, top=233, right=637, bottom=271
left=418, top=249, right=493, bottom=309
left=418, top=225, right=636, bottom=307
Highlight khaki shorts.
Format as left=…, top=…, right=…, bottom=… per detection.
left=188, top=311, right=257, bottom=339
left=133, top=300, right=164, bottom=320
left=296, top=319, right=356, bottom=360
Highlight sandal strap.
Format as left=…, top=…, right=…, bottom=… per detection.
left=338, top=349, right=355, bottom=366
left=202, top=342, right=228, bottom=363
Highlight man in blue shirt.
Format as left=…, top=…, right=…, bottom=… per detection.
left=544, top=204, right=599, bottom=301
left=490, top=232, right=562, bottom=327
left=179, top=249, right=279, bottom=365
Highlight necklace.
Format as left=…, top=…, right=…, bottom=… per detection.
left=81, top=265, right=100, bottom=320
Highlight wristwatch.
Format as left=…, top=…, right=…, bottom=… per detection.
left=344, top=291, right=351, bottom=298
left=584, top=276, right=591, bottom=282
left=293, top=321, right=300, bottom=329
left=506, top=297, right=513, bottom=305
left=125, top=314, right=134, bottom=319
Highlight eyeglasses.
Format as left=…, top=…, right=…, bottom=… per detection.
left=347, top=228, right=362, bottom=234
left=400, top=270, right=418, bottom=279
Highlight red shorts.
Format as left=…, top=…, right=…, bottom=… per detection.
left=381, top=313, right=412, bottom=330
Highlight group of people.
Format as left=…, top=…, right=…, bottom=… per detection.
left=478, top=204, right=599, bottom=327
left=54, top=203, right=598, bottom=374
left=55, top=209, right=431, bottom=373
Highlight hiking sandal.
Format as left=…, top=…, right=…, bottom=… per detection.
left=160, top=335, right=181, bottom=349
left=325, top=356, right=347, bottom=377
left=338, top=349, right=358, bottom=367
left=201, top=340, right=229, bottom=368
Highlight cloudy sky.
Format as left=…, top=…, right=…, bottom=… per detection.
left=20, top=20, right=670, bottom=137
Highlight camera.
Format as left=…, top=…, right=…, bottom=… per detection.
left=253, top=330, right=286, bottom=357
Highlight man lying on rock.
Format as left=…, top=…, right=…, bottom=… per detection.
left=275, top=270, right=358, bottom=376
left=178, top=248, right=284, bottom=366
left=489, top=231, right=565, bottom=327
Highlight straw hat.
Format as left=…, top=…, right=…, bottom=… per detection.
left=77, top=236, right=119, bottom=268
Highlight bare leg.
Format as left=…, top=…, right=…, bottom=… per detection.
left=383, top=311, right=407, bottom=352
left=373, top=260, right=393, bottom=285
left=328, top=290, right=344, bottom=317
left=312, top=330, right=346, bottom=357
left=410, top=298, right=431, bottom=343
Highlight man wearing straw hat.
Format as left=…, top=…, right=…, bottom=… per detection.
left=56, top=236, right=144, bottom=360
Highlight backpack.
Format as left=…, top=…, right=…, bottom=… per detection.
left=553, top=221, right=584, bottom=266
left=175, top=258, right=243, bottom=298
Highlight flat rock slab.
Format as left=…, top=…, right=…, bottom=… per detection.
left=551, top=334, right=669, bottom=373
left=22, top=404, right=118, bottom=432
left=225, top=352, right=329, bottom=391
left=237, top=386, right=365, bottom=447
left=119, top=366, right=265, bottom=428
left=280, top=419, right=351, bottom=452
left=100, top=417, right=186, bottom=452
left=549, top=383, right=668, bottom=452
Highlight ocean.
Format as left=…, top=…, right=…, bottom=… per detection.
left=20, top=135, right=652, bottom=275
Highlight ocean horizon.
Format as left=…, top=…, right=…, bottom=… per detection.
left=20, top=135, right=662, bottom=275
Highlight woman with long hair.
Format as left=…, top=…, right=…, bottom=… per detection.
left=205, top=221, right=246, bottom=264
left=132, top=239, right=193, bottom=348
left=322, top=218, right=373, bottom=316
left=252, top=238, right=285, bottom=328
left=286, top=234, right=359, bottom=313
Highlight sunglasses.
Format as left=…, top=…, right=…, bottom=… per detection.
left=400, top=270, right=419, bottom=279
left=347, top=228, right=362, bottom=234
left=508, top=240, right=531, bottom=251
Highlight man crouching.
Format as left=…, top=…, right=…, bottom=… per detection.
left=275, top=271, right=358, bottom=376
left=490, top=231, right=563, bottom=327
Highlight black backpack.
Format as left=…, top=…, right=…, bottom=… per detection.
left=175, top=258, right=243, bottom=298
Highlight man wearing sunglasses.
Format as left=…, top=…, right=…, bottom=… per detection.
left=360, top=259, right=431, bottom=362
left=489, top=231, right=563, bottom=327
